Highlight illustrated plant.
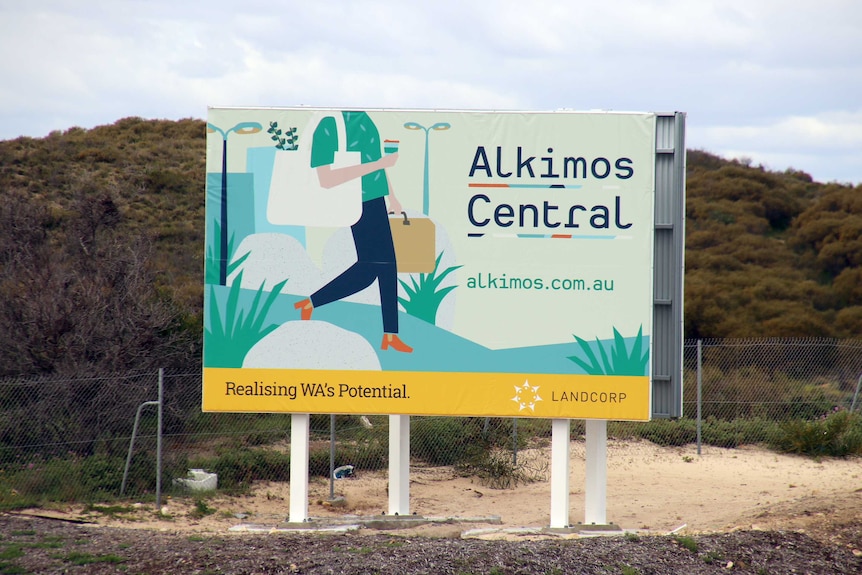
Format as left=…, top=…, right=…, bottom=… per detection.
left=205, top=270, right=287, bottom=367
left=205, top=219, right=250, bottom=285
left=567, top=325, right=648, bottom=376
left=267, top=122, right=298, bottom=151
left=397, top=251, right=462, bottom=324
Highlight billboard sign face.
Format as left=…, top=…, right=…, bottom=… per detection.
left=204, top=108, right=656, bottom=420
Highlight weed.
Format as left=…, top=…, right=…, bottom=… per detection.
left=0, top=546, right=23, bottom=561
left=623, top=532, right=641, bottom=542
left=672, top=534, right=698, bottom=553
left=24, top=540, right=64, bottom=550
left=702, top=550, right=723, bottom=564
left=457, top=446, right=545, bottom=489
left=0, top=562, right=28, bottom=574
left=621, top=566, right=641, bottom=575
left=188, top=499, right=216, bottom=519
left=64, top=551, right=126, bottom=565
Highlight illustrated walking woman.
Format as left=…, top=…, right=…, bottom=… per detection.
left=293, top=111, right=412, bottom=353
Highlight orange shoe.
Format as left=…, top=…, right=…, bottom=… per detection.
left=381, top=333, right=413, bottom=353
left=294, top=298, right=313, bottom=320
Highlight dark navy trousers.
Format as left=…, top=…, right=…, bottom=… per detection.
left=310, top=196, right=399, bottom=333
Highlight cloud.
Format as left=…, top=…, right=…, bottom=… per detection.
left=0, top=0, right=860, bottom=184
left=696, top=110, right=862, bottom=182
left=704, top=111, right=862, bottom=152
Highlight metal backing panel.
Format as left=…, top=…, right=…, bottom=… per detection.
left=651, top=112, right=686, bottom=418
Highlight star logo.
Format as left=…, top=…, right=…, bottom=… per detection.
left=511, top=379, right=542, bottom=412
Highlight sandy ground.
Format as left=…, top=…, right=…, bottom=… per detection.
left=20, top=441, right=862, bottom=541
left=299, top=441, right=862, bottom=536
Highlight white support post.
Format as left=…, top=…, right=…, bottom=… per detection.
left=549, top=418, right=571, bottom=528
left=584, top=418, right=608, bottom=525
left=289, top=413, right=310, bottom=523
left=388, top=414, right=410, bottom=515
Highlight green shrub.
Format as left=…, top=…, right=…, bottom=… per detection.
left=770, top=409, right=862, bottom=457
left=456, top=446, right=543, bottom=489
left=411, top=417, right=476, bottom=466
left=191, top=447, right=290, bottom=490
left=348, top=439, right=388, bottom=473
left=79, top=455, right=125, bottom=493
left=610, top=417, right=786, bottom=449
left=0, top=450, right=164, bottom=504
left=631, top=419, right=697, bottom=447
left=411, top=417, right=525, bottom=468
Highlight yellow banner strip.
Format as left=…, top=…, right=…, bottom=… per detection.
left=204, top=368, right=650, bottom=421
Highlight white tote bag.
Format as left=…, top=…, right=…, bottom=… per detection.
left=267, top=112, right=363, bottom=227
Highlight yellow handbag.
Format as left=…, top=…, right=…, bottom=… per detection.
left=388, top=212, right=436, bottom=273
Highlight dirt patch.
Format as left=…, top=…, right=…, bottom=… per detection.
left=81, top=441, right=860, bottom=535
left=4, top=441, right=861, bottom=573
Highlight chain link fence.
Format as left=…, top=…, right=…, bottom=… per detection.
left=1, top=338, right=860, bottom=505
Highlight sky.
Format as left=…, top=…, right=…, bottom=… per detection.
left=1, top=0, right=861, bottom=185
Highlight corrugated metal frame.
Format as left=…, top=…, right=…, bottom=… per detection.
left=651, top=112, right=686, bottom=418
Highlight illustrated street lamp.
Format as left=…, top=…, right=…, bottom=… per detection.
left=403, top=121, right=450, bottom=216
left=206, top=121, right=262, bottom=285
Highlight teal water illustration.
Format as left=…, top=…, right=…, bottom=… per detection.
left=204, top=284, right=649, bottom=376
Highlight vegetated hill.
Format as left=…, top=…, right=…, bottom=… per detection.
left=684, top=150, right=862, bottom=338
left=0, top=118, right=859, bottom=375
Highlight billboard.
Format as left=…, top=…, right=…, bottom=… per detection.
left=204, top=108, right=657, bottom=420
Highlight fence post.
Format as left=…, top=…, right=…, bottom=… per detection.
left=851, top=373, right=862, bottom=413
left=121, top=368, right=163, bottom=503
left=697, top=340, right=702, bottom=456
left=512, top=418, right=518, bottom=467
left=156, top=368, right=163, bottom=510
left=329, top=414, right=336, bottom=500
left=120, top=400, right=158, bottom=497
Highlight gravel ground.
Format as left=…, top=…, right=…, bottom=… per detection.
left=2, top=514, right=861, bottom=574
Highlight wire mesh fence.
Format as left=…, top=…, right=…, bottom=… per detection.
left=1, top=338, right=860, bottom=505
